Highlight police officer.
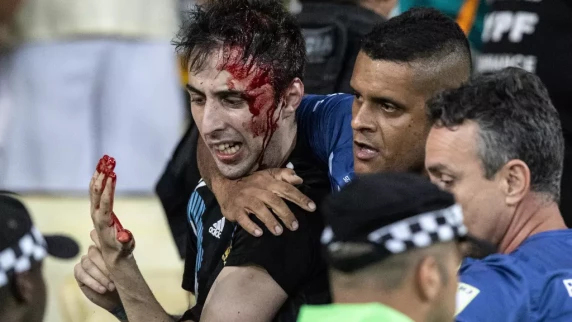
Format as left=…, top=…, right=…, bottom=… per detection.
left=298, top=172, right=487, bottom=322
left=0, top=192, right=79, bottom=322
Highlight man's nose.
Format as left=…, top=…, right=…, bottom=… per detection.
left=201, top=101, right=227, bottom=137
left=351, top=103, right=376, bottom=132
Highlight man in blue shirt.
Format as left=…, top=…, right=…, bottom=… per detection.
left=199, top=8, right=473, bottom=236
left=425, top=67, right=572, bottom=321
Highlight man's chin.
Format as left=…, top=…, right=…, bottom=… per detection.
left=216, top=162, right=252, bottom=180
left=353, top=158, right=381, bottom=174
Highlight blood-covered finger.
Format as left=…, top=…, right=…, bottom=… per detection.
left=96, top=181, right=113, bottom=230
left=90, top=159, right=104, bottom=209
left=110, top=212, right=123, bottom=229
left=109, top=172, right=116, bottom=211
left=96, top=157, right=105, bottom=173
left=117, top=229, right=132, bottom=244
left=110, top=212, right=133, bottom=245
left=102, top=168, right=110, bottom=190
left=101, top=156, right=116, bottom=189
left=107, top=157, right=116, bottom=171
left=91, top=172, right=106, bottom=215
left=117, top=229, right=135, bottom=254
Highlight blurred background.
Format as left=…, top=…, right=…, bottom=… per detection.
left=1, top=0, right=570, bottom=321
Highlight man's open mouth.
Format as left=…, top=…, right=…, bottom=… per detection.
left=214, top=142, right=242, bottom=155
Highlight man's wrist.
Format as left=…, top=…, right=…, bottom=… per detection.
left=105, top=250, right=137, bottom=272
left=105, top=255, right=141, bottom=290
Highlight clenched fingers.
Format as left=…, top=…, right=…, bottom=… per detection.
left=75, top=250, right=115, bottom=294
left=75, top=263, right=108, bottom=294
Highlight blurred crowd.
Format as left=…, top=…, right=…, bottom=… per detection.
left=1, top=0, right=571, bottom=322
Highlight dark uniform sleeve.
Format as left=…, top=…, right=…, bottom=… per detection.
left=224, top=201, right=323, bottom=296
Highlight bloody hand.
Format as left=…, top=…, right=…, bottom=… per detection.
left=95, top=155, right=133, bottom=244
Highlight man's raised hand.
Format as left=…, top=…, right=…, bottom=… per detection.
left=90, top=155, right=135, bottom=266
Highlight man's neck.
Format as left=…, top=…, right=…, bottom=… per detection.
left=258, top=126, right=297, bottom=171
left=498, top=195, right=567, bottom=254
left=334, top=289, right=424, bottom=322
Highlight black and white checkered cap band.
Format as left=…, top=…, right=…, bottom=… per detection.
left=0, top=227, right=47, bottom=288
left=322, top=204, right=468, bottom=254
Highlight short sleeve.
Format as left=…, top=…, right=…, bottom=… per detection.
left=296, top=94, right=354, bottom=190
left=224, top=202, right=323, bottom=295
left=456, top=256, right=530, bottom=322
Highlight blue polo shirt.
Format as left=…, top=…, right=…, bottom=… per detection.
left=296, top=93, right=354, bottom=192
left=456, top=229, right=572, bottom=321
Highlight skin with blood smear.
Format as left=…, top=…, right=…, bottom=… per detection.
left=221, top=47, right=280, bottom=155
left=96, top=155, right=133, bottom=244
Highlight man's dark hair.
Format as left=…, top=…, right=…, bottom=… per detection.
left=428, top=67, right=564, bottom=202
left=174, top=0, right=306, bottom=101
left=360, top=7, right=471, bottom=93
left=362, top=7, right=471, bottom=66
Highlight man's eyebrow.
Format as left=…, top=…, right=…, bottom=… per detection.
left=426, top=162, right=450, bottom=174
left=349, top=87, right=407, bottom=110
left=215, top=90, right=244, bottom=97
left=370, top=96, right=407, bottom=110
left=186, top=84, right=204, bottom=95
left=185, top=85, right=244, bottom=97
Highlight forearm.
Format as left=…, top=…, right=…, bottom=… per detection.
left=110, top=306, right=184, bottom=322
left=197, top=136, right=225, bottom=191
left=109, top=257, right=177, bottom=322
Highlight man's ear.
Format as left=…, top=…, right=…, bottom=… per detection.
left=415, top=256, right=442, bottom=302
left=499, top=159, right=530, bottom=206
left=280, top=78, right=304, bottom=119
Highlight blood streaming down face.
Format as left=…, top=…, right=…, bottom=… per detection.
left=219, top=46, right=280, bottom=157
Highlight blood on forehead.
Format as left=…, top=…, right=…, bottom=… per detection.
left=218, top=46, right=282, bottom=167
